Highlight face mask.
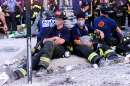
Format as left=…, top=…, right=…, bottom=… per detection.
left=78, top=21, right=85, bottom=27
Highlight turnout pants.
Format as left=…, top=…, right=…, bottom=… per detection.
left=14, top=41, right=66, bottom=79
left=73, top=44, right=118, bottom=65
left=73, top=45, right=101, bottom=64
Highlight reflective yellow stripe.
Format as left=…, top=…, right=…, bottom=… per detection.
left=40, top=57, right=50, bottom=63
left=32, top=12, right=38, bottom=18
left=70, top=47, right=73, bottom=52
left=33, top=5, right=41, bottom=9
left=68, top=46, right=73, bottom=52
left=16, top=15, right=20, bottom=18
left=128, top=11, right=130, bottom=14
left=34, top=12, right=38, bottom=15
left=88, top=52, right=98, bottom=62
left=104, top=50, right=114, bottom=57
left=32, top=48, right=35, bottom=52
left=99, top=48, right=104, bottom=57
left=129, top=0, right=130, bottom=2
left=19, top=68, right=27, bottom=76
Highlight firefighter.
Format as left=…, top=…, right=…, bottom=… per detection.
left=116, top=35, right=130, bottom=56
left=70, top=0, right=91, bottom=16
left=111, top=0, right=128, bottom=30
left=92, top=5, right=124, bottom=64
left=4, top=12, right=71, bottom=81
left=71, top=12, right=94, bottom=49
left=93, top=5, right=124, bottom=46
left=31, top=0, right=42, bottom=24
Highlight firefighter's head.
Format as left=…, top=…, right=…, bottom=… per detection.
left=55, top=10, right=66, bottom=29
left=100, top=5, right=110, bottom=15
left=77, top=12, right=85, bottom=27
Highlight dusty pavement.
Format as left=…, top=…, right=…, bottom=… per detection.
left=1, top=38, right=130, bottom=86
left=2, top=55, right=130, bottom=86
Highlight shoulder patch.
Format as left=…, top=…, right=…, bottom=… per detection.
left=98, top=21, right=105, bottom=28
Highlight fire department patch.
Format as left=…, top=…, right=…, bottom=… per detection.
left=98, top=21, right=105, bottom=28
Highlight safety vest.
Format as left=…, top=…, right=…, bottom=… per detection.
left=129, top=0, right=130, bottom=3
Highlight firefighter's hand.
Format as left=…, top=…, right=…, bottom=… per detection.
left=54, top=37, right=65, bottom=45
left=3, top=25, right=8, bottom=32
left=53, top=36, right=59, bottom=41
left=99, top=31, right=104, bottom=40
left=43, top=37, right=59, bottom=43
left=95, top=29, right=104, bottom=40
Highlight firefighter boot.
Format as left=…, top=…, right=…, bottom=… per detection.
left=39, top=56, right=51, bottom=69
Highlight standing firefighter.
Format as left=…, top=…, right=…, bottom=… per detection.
left=31, top=0, right=42, bottom=24
left=111, top=0, right=128, bottom=29
left=71, top=0, right=91, bottom=16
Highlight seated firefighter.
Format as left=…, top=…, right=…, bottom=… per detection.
left=5, top=12, right=71, bottom=81
left=71, top=12, right=123, bottom=68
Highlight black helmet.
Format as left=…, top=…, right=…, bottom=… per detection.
left=100, top=5, right=110, bottom=14
left=76, top=12, right=85, bottom=19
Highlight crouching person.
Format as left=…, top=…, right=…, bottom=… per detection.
left=5, top=13, right=71, bottom=81
left=93, top=5, right=124, bottom=64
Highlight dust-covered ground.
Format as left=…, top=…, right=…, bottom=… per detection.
left=1, top=38, right=130, bottom=86
left=2, top=55, right=130, bottom=86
